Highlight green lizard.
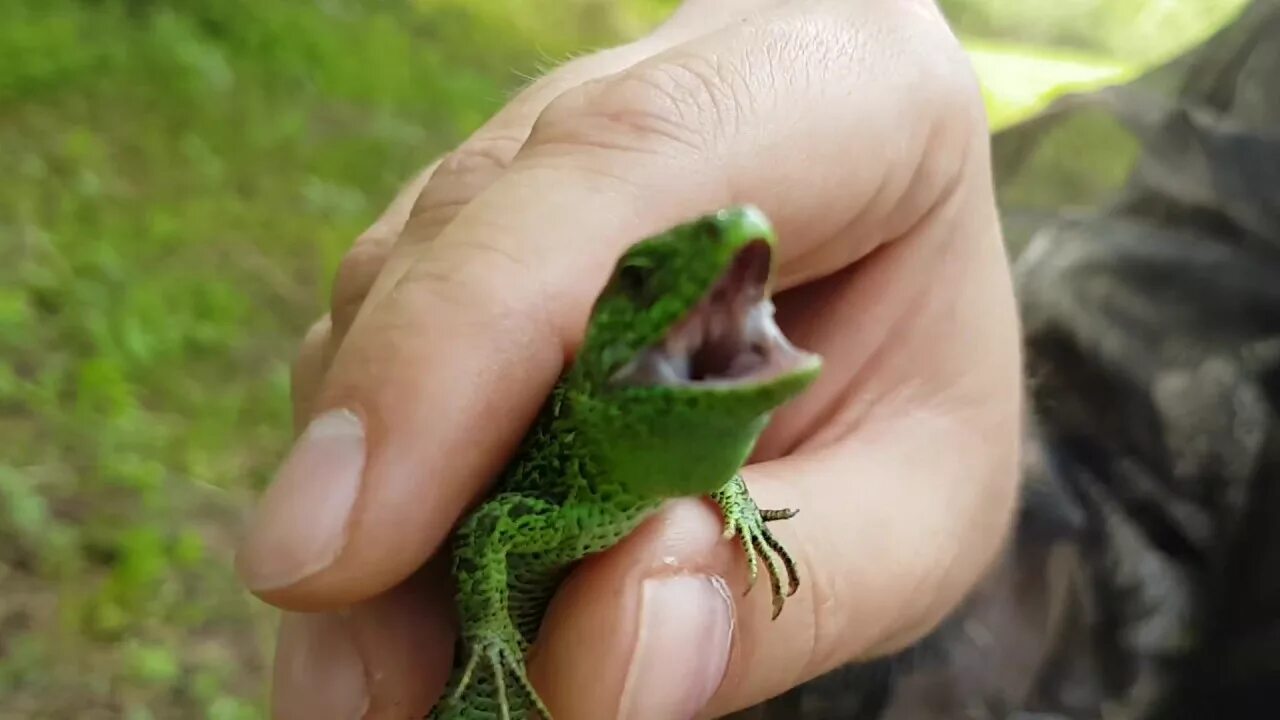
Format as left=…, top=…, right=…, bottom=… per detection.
left=427, top=205, right=823, bottom=720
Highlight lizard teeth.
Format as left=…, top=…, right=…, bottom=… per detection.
left=615, top=296, right=797, bottom=386
left=618, top=349, right=689, bottom=384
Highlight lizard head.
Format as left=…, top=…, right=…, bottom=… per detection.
left=570, top=205, right=822, bottom=497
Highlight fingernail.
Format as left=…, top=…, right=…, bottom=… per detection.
left=237, top=409, right=366, bottom=592
left=272, top=612, right=369, bottom=720
left=619, top=574, right=734, bottom=720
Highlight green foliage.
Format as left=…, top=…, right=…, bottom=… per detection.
left=945, top=0, right=1250, bottom=128
left=967, top=39, right=1134, bottom=129
left=941, top=0, right=1249, bottom=65
left=0, top=0, right=1241, bottom=716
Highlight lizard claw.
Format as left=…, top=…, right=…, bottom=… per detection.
left=427, top=631, right=551, bottom=720
left=712, top=476, right=801, bottom=620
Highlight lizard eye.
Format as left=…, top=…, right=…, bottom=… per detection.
left=616, top=263, right=658, bottom=308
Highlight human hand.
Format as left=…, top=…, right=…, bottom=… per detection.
left=234, top=0, right=1023, bottom=717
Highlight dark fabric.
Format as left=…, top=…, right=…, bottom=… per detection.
left=733, top=2, right=1280, bottom=717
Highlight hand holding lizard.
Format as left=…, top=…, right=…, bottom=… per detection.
left=235, top=0, right=1022, bottom=717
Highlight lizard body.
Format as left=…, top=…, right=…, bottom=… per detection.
left=427, top=206, right=823, bottom=719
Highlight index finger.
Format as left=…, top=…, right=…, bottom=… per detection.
left=238, top=0, right=982, bottom=611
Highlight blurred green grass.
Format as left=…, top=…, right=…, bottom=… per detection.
left=0, top=0, right=1246, bottom=717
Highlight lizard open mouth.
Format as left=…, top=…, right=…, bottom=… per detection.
left=614, top=239, right=817, bottom=387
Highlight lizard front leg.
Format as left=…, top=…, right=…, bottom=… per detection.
left=712, top=474, right=801, bottom=620
left=429, top=493, right=565, bottom=720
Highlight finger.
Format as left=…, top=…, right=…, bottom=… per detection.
left=400, top=0, right=795, bottom=251
left=290, top=315, right=332, bottom=433
left=330, top=161, right=442, bottom=342
left=531, top=172, right=1021, bottom=718
left=287, top=161, right=443, bottom=447
left=325, top=0, right=839, bottom=357
left=271, top=561, right=456, bottom=720
left=326, top=12, right=695, bottom=347
left=322, top=0, right=756, bottom=383
left=297, top=161, right=439, bottom=432
left=238, top=0, right=986, bottom=609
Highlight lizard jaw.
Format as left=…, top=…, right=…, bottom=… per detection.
left=613, top=240, right=818, bottom=388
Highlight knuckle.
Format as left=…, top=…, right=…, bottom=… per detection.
left=290, top=314, right=332, bottom=427
left=292, top=315, right=331, bottom=376
left=406, top=132, right=528, bottom=239
left=434, top=132, right=526, bottom=186
left=330, top=235, right=392, bottom=334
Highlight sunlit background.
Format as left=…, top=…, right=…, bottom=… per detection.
left=0, top=1, right=1251, bottom=717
